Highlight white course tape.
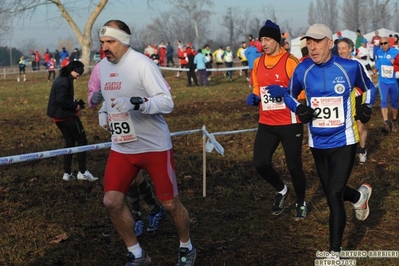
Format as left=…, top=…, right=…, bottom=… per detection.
left=0, top=126, right=257, bottom=165
left=159, top=66, right=249, bottom=72
left=201, top=126, right=224, bottom=156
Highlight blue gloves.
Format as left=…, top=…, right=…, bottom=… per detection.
left=246, top=93, right=261, bottom=106
left=267, top=85, right=287, bottom=98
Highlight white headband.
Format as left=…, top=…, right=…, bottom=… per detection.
left=100, top=26, right=131, bottom=46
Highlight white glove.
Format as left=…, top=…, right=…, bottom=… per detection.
left=395, top=72, right=399, bottom=79
left=98, top=112, right=109, bottom=131
left=111, top=97, right=134, bottom=113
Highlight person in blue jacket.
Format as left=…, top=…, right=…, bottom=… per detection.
left=373, top=36, right=399, bottom=133
left=244, top=40, right=262, bottom=88
left=284, top=23, right=376, bottom=258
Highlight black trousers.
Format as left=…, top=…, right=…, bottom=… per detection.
left=187, top=68, right=198, bottom=85
left=253, top=123, right=306, bottom=205
left=56, top=116, right=87, bottom=174
left=166, top=56, right=175, bottom=66
left=310, top=144, right=360, bottom=251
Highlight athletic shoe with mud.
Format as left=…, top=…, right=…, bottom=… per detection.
left=294, top=201, right=307, bottom=221
left=134, top=217, right=144, bottom=237
left=77, top=170, right=98, bottom=181
left=382, top=122, right=390, bottom=133
left=353, top=183, right=372, bottom=221
left=392, top=120, right=398, bottom=133
left=146, top=206, right=165, bottom=232
left=176, top=246, right=196, bottom=266
left=271, top=187, right=289, bottom=215
left=62, top=173, right=75, bottom=181
left=126, top=251, right=152, bottom=266
left=359, top=151, right=367, bottom=164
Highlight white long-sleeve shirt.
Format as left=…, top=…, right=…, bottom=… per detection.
left=99, top=48, right=174, bottom=154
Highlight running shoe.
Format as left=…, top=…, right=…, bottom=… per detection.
left=353, top=183, right=372, bottom=221
left=359, top=151, right=367, bottom=164
left=62, top=172, right=75, bottom=181
left=382, top=122, right=390, bottom=133
left=126, top=251, right=152, bottom=266
left=271, top=187, right=289, bottom=215
left=146, top=206, right=165, bottom=232
left=392, top=120, right=398, bottom=133
left=176, top=246, right=196, bottom=266
left=77, top=170, right=98, bottom=181
left=294, top=201, right=307, bottom=220
left=134, top=218, right=144, bottom=237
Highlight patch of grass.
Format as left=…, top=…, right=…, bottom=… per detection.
left=0, top=70, right=398, bottom=265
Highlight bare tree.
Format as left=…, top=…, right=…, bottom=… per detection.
left=392, top=0, right=399, bottom=31
left=307, top=0, right=339, bottom=32
left=0, top=0, right=108, bottom=67
left=219, top=6, right=242, bottom=46
left=308, top=2, right=316, bottom=26
left=367, top=0, right=392, bottom=31
left=145, top=0, right=214, bottom=49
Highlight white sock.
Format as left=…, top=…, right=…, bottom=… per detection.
left=127, top=243, right=142, bottom=259
left=180, top=239, right=193, bottom=251
left=278, top=184, right=287, bottom=195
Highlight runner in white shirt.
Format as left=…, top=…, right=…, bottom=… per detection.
left=98, top=19, right=196, bottom=266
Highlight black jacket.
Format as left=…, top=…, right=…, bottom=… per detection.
left=186, top=53, right=196, bottom=70
left=47, top=75, right=79, bottom=119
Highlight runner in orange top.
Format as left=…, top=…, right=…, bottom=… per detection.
left=246, top=20, right=307, bottom=220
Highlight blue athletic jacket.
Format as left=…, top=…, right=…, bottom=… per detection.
left=284, top=55, right=376, bottom=149
left=375, top=47, right=399, bottom=85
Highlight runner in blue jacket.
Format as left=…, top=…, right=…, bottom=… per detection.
left=284, top=23, right=376, bottom=257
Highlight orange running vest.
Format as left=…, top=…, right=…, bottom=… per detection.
left=255, top=52, right=300, bottom=126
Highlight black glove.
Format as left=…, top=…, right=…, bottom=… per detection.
left=296, top=104, right=316, bottom=124
left=78, top=99, right=85, bottom=109
left=355, top=103, right=372, bottom=124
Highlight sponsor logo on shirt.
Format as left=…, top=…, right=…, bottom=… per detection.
left=104, top=81, right=122, bottom=90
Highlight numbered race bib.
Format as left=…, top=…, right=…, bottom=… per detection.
left=381, top=65, right=394, bottom=78
left=260, top=86, right=286, bottom=111
left=310, top=96, right=345, bottom=128
left=108, top=112, right=137, bottom=143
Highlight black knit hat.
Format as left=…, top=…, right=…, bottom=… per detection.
left=60, top=60, right=85, bottom=77
left=69, top=61, right=84, bottom=75
left=259, top=20, right=281, bottom=43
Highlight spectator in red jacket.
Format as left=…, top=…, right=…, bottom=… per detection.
left=158, top=40, right=167, bottom=66
left=35, top=51, right=41, bottom=70
left=177, top=42, right=188, bottom=78
left=44, top=49, right=51, bottom=70
left=62, top=56, right=70, bottom=67
left=99, top=47, right=105, bottom=59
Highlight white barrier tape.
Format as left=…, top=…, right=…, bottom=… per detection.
left=0, top=142, right=112, bottom=166
left=170, top=129, right=202, bottom=137
left=0, top=126, right=257, bottom=165
left=212, top=128, right=258, bottom=136
left=201, top=126, right=224, bottom=156
left=159, top=66, right=249, bottom=72
left=4, top=65, right=248, bottom=76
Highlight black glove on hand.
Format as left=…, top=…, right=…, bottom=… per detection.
left=296, top=104, right=316, bottom=124
left=355, top=103, right=372, bottom=124
left=78, top=99, right=85, bottom=109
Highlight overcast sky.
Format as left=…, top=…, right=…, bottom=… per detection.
left=9, top=0, right=312, bottom=50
